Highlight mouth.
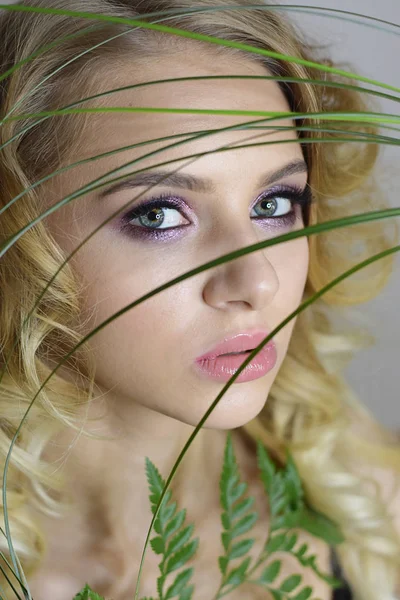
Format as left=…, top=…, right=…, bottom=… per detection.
left=194, top=340, right=278, bottom=383
left=195, top=329, right=276, bottom=363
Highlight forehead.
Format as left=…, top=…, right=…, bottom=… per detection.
left=87, top=48, right=298, bottom=148
left=62, top=49, right=304, bottom=197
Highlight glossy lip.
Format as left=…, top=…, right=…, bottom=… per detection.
left=195, top=329, right=276, bottom=361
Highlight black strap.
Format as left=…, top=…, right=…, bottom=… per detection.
left=330, top=547, right=353, bottom=599
left=332, top=586, right=353, bottom=600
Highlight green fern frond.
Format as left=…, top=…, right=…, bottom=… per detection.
left=216, top=432, right=258, bottom=591
left=297, top=505, right=345, bottom=546
left=288, top=543, right=343, bottom=589
left=144, top=457, right=199, bottom=600
left=72, top=583, right=105, bottom=600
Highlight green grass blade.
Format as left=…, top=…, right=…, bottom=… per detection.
left=3, top=106, right=400, bottom=125
left=0, top=4, right=398, bottom=93
left=36, top=75, right=400, bottom=108
left=0, top=561, right=23, bottom=600
left=0, top=23, right=110, bottom=85
left=0, top=550, right=27, bottom=591
left=2, top=28, right=134, bottom=120
left=2, top=4, right=398, bottom=35
left=253, top=5, right=400, bottom=34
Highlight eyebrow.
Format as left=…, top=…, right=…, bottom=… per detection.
left=98, top=159, right=308, bottom=199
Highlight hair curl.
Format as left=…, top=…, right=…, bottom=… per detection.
left=0, top=1, right=399, bottom=599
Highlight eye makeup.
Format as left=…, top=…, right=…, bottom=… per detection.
left=117, top=184, right=313, bottom=242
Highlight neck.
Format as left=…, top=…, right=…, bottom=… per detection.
left=40, top=387, right=227, bottom=555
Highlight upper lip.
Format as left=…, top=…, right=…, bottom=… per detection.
left=195, top=329, right=275, bottom=361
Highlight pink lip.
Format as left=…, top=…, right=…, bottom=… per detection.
left=194, top=329, right=277, bottom=383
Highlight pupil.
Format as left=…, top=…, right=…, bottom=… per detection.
left=258, top=198, right=277, bottom=216
left=140, top=207, right=165, bottom=228
left=149, top=209, right=162, bottom=222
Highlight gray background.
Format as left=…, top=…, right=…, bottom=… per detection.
left=1, top=0, right=398, bottom=429
left=277, top=0, right=399, bottom=430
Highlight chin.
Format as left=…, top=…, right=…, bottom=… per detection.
left=185, top=394, right=269, bottom=431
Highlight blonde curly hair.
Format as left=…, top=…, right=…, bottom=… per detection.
left=0, top=1, right=399, bottom=599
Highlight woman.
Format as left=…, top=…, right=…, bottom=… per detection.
left=0, top=1, right=399, bottom=599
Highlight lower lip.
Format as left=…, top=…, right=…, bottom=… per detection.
left=194, top=343, right=277, bottom=383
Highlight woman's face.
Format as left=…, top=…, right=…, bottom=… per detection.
left=44, top=48, right=310, bottom=430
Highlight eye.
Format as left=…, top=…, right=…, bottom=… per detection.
left=251, top=194, right=293, bottom=219
left=125, top=195, right=189, bottom=231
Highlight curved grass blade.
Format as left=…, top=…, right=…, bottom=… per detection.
left=250, top=5, right=400, bottom=34
left=32, top=75, right=400, bottom=109
left=2, top=28, right=134, bottom=121
left=0, top=550, right=27, bottom=591
left=3, top=106, right=400, bottom=126
left=1, top=121, right=397, bottom=253
left=4, top=6, right=397, bottom=158
left=0, top=560, right=23, bottom=600
left=0, top=23, right=110, bottom=85
left=7, top=6, right=398, bottom=157
left=2, top=3, right=398, bottom=35
left=0, top=535, right=31, bottom=596
left=2, top=74, right=397, bottom=138
left=0, top=4, right=398, bottom=93
left=10, top=551, right=29, bottom=600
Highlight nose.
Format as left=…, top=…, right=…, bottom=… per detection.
left=202, top=229, right=279, bottom=312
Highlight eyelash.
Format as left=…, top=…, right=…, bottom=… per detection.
left=119, top=185, right=313, bottom=240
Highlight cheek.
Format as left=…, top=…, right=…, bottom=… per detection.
left=273, top=236, right=309, bottom=297
left=289, top=239, right=309, bottom=310
left=78, top=252, right=192, bottom=365
left=295, top=237, right=310, bottom=292
left=271, top=237, right=309, bottom=337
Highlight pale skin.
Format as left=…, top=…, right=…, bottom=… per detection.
left=26, top=45, right=400, bottom=599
